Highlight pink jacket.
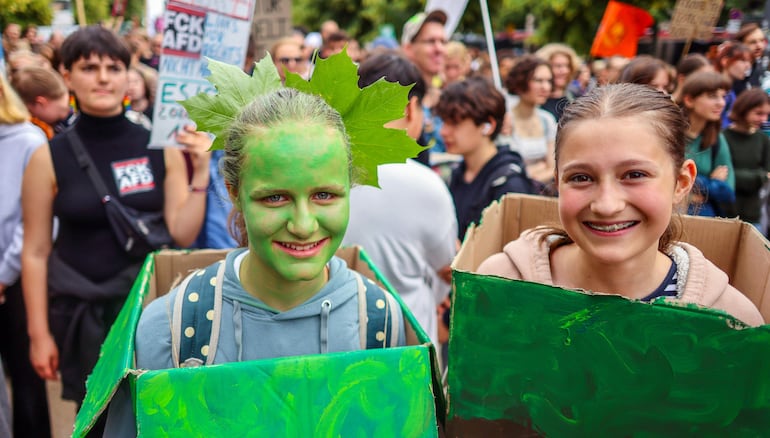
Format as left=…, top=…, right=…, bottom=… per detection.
left=477, top=228, right=765, bottom=327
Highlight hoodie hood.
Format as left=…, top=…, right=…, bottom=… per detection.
left=485, top=228, right=763, bottom=326
left=222, top=249, right=357, bottom=319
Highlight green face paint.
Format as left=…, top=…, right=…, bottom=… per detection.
left=236, top=122, right=350, bottom=287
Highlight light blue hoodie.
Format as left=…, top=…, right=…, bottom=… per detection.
left=104, top=249, right=405, bottom=435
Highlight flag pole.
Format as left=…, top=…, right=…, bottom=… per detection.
left=479, top=0, right=501, bottom=89
left=75, top=0, right=87, bottom=26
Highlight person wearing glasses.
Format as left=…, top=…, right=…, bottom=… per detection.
left=270, top=37, right=308, bottom=81
left=401, top=9, right=449, bottom=165
left=401, top=9, right=448, bottom=88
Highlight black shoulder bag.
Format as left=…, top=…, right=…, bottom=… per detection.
left=66, top=129, right=174, bottom=258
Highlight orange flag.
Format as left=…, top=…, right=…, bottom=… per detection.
left=590, top=1, right=654, bottom=58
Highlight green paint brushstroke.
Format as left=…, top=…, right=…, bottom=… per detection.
left=74, top=248, right=439, bottom=436
left=72, top=252, right=155, bottom=437
left=135, top=348, right=436, bottom=437
left=448, top=270, right=770, bottom=436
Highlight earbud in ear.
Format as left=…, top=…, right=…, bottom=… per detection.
left=482, top=123, right=492, bottom=135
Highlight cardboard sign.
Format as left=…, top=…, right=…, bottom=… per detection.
left=72, top=247, right=442, bottom=437
left=448, top=194, right=770, bottom=435
left=669, top=0, right=724, bottom=40
left=250, top=0, right=293, bottom=61
left=149, top=0, right=256, bottom=148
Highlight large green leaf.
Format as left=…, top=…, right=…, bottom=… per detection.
left=286, top=50, right=425, bottom=187
left=180, top=50, right=423, bottom=187
left=179, top=56, right=282, bottom=150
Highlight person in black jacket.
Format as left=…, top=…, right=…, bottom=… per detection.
left=434, top=76, right=534, bottom=240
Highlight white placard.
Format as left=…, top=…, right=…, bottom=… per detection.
left=149, top=0, right=256, bottom=148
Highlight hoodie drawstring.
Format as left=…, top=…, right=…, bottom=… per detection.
left=320, top=300, right=332, bottom=354
left=233, top=300, right=244, bottom=362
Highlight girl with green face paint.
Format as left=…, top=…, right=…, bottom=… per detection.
left=234, top=122, right=351, bottom=310
left=105, top=87, right=407, bottom=438
left=222, top=88, right=355, bottom=309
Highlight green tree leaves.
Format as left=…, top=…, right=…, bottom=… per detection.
left=181, top=51, right=424, bottom=187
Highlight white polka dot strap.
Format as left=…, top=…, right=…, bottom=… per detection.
left=170, top=260, right=226, bottom=368
left=354, top=272, right=401, bottom=349
left=169, top=262, right=399, bottom=368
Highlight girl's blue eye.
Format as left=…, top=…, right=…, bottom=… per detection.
left=568, top=174, right=591, bottom=183
left=263, top=194, right=286, bottom=203
left=314, top=192, right=335, bottom=201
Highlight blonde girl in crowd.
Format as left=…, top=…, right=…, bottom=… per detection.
left=0, top=68, right=52, bottom=438
left=443, top=41, right=472, bottom=86
left=478, top=83, right=763, bottom=327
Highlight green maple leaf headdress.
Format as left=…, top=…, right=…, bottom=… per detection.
left=179, top=50, right=425, bottom=187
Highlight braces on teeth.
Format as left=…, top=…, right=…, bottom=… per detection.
left=589, top=222, right=635, bottom=232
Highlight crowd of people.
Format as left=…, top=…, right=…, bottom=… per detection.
left=0, top=8, right=768, bottom=437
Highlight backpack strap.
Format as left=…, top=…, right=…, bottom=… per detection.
left=170, top=260, right=225, bottom=367
left=354, top=272, right=402, bottom=349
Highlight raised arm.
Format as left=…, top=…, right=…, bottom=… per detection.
left=163, top=126, right=212, bottom=248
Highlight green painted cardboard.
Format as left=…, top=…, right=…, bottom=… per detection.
left=72, top=247, right=441, bottom=437
left=447, top=194, right=770, bottom=436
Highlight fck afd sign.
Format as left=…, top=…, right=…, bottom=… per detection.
left=163, top=3, right=206, bottom=58
left=150, top=0, right=256, bottom=148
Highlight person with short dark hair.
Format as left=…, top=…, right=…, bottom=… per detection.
left=21, top=27, right=211, bottom=436
left=435, top=77, right=534, bottom=240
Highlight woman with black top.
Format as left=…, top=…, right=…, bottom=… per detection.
left=20, top=26, right=211, bottom=431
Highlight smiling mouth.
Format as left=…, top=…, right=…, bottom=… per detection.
left=277, top=239, right=326, bottom=251
left=585, top=221, right=638, bottom=232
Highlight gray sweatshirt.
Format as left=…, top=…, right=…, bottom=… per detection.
left=0, top=122, right=45, bottom=286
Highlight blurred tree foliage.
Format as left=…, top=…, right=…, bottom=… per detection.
left=78, top=0, right=145, bottom=26
left=0, top=0, right=52, bottom=30
left=293, top=0, right=759, bottom=56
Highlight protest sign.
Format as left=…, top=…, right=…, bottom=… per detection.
left=669, top=0, right=723, bottom=40
left=250, top=0, right=293, bottom=60
left=150, top=0, right=256, bottom=147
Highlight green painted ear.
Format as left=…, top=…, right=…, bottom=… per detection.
left=179, top=50, right=426, bottom=188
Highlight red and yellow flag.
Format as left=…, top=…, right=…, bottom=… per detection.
left=590, top=1, right=654, bottom=58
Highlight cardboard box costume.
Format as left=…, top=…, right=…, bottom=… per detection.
left=73, top=247, right=442, bottom=437
left=447, top=194, right=770, bottom=436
